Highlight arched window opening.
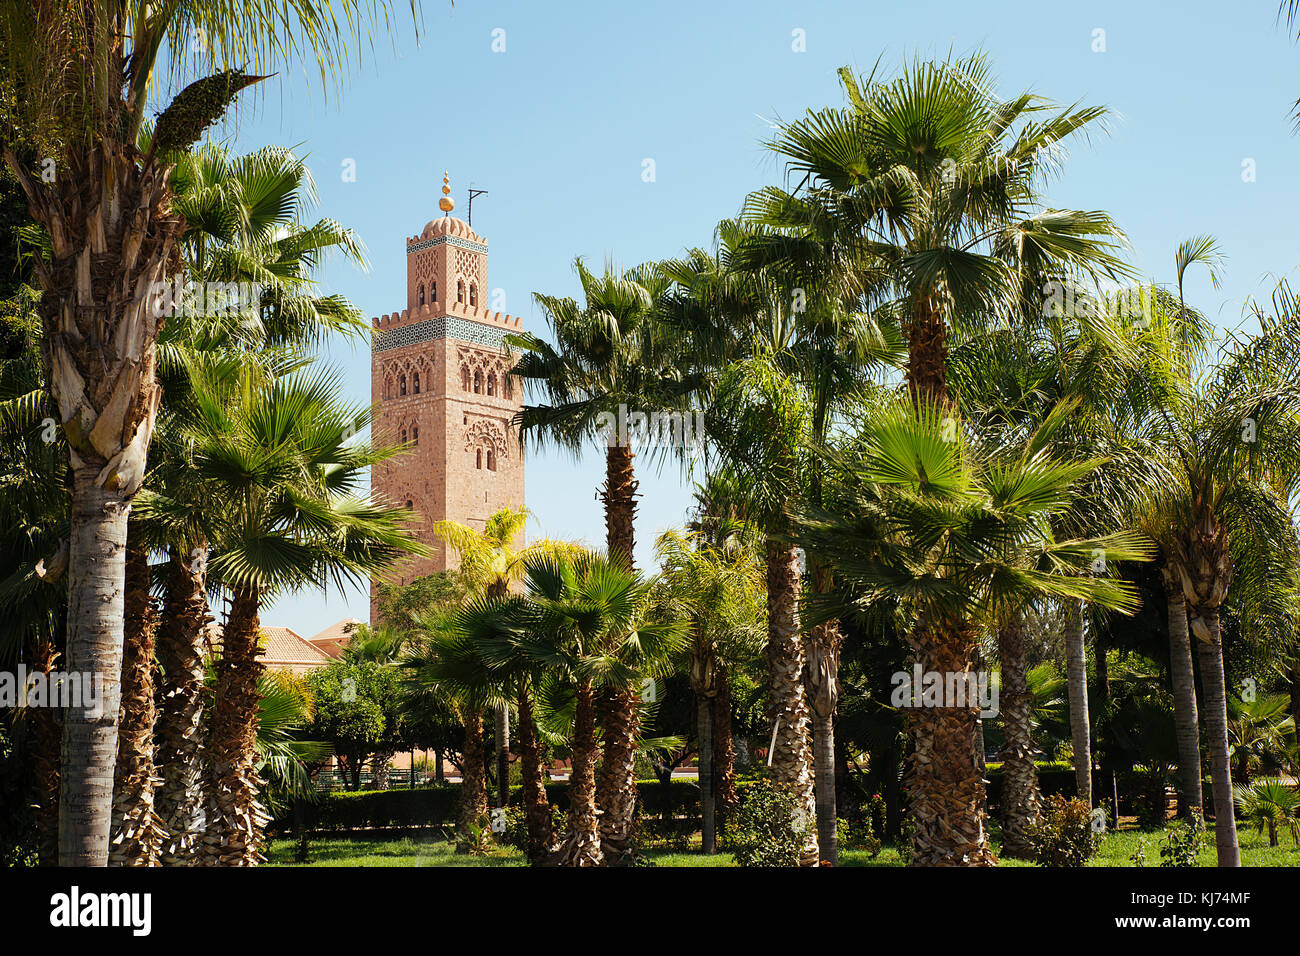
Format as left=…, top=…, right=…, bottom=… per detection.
left=418, top=284, right=425, bottom=306
left=461, top=366, right=470, bottom=391
left=400, top=428, right=407, bottom=444
left=469, top=283, right=478, bottom=307
left=405, top=500, right=413, bottom=510
left=473, top=370, right=482, bottom=394
left=486, top=449, right=496, bottom=471
left=486, top=373, right=496, bottom=397
left=412, top=425, right=419, bottom=445
left=457, top=280, right=466, bottom=304
left=476, top=449, right=482, bottom=469
left=399, top=374, right=407, bottom=396
left=431, top=280, right=437, bottom=301
left=413, top=372, right=420, bottom=394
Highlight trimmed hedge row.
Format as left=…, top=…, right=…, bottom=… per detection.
left=274, top=779, right=706, bottom=833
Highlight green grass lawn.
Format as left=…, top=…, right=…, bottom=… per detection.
left=266, top=824, right=1300, bottom=867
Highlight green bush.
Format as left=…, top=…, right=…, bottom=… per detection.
left=728, top=779, right=808, bottom=867
left=1159, top=818, right=1206, bottom=867
left=1026, top=795, right=1102, bottom=867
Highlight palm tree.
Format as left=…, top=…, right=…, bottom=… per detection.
left=653, top=524, right=765, bottom=854
left=1228, top=694, right=1297, bottom=785
left=796, top=397, right=1152, bottom=865
left=1144, top=291, right=1300, bottom=866
left=0, top=0, right=417, bottom=865
left=753, top=53, right=1116, bottom=859
left=508, top=260, right=687, bottom=861
left=1233, top=778, right=1300, bottom=847
left=150, top=363, right=423, bottom=864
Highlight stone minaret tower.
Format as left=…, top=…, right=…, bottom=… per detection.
left=369, top=173, right=525, bottom=620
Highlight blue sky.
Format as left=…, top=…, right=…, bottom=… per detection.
left=210, top=0, right=1300, bottom=638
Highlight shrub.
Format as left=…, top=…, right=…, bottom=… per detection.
left=1026, top=795, right=1101, bottom=867
left=1159, top=818, right=1205, bottom=867
left=728, top=779, right=808, bottom=867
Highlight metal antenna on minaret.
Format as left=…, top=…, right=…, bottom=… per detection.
left=467, top=187, right=488, bottom=227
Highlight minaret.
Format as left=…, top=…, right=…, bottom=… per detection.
left=369, top=173, right=525, bottom=620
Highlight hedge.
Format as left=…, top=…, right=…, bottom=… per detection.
left=272, top=779, right=706, bottom=834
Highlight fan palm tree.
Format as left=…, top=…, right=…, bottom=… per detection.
left=508, top=260, right=688, bottom=861
left=0, top=0, right=419, bottom=864
left=1228, top=694, right=1297, bottom=785
left=1233, top=777, right=1300, bottom=847
left=140, top=363, right=424, bottom=864
left=797, top=397, right=1152, bottom=865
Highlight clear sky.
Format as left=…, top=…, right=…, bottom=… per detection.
left=210, top=0, right=1300, bottom=638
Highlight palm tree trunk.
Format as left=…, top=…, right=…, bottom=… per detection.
left=713, top=669, right=736, bottom=824
left=1164, top=578, right=1204, bottom=817
left=155, top=546, right=211, bottom=865
left=697, top=691, right=716, bottom=854
left=765, top=536, right=819, bottom=866
left=806, top=556, right=842, bottom=865
left=6, top=141, right=178, bottom=867
left=553, top=678, right=602, bottom=866
left=456, top=709, right=489, bottom=852
left=596, top=442, right=641, bottom=861
left=58, top=468, right=132, bottom=866
left=1191, top=606, right=1240, bottom=866
left=494, top=705, right=510, bottom=808
left=906, top=618, right=994, bottom=866
left=1064, top=597, right=1093, bottom=805
left=109, top=535, right=165, bottom=865
left=1095, top=626, right=1120, bottom=819
left=906, top=291, right=949, bottom=405
left=997, top=615, right=1040, bottom=859
left=202, top=584, right=267, bottom=866
left=517, top=683, right=552, bottom=863
left=30, top=637, right=61, bottom=866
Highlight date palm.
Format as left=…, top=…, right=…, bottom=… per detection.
left=0, top=0, right=420, bottom=865
left=797, top=397, right=1152, bottom=865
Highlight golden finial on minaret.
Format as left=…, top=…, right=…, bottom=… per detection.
left=439, top=171, right=455, bottom=215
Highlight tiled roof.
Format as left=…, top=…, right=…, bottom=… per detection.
left=258, top=626, right=333, bottom=665
left=308, top=618, right=363, bottom=659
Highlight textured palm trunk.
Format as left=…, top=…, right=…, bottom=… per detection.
left=765, top=536, right=818, bottom=866
left=805, top=557, right=841, bottom=865
left=59, top=468, right=131, bottom=865
left=906, top=291, right=949, bottom=405
left=996, top=616, right=1040, bottom=859
left=109, top=536, right=165, bottom=865
left=713, top=670, right=737, bottom=823
left=553, top=678, right=603, bottom=866
left=494, top=706, right=510, bottom=807
left=202, top=585, right=267, bottom=865
left=596, top=442, right=641, bottom=861
left=6, top=138, right=178, bottom=867
left=697, top=692, right=716, bottom=854
left=30, top=638, right=61, bottom=866
left=155, top=547, right=211, bottom=865
left=456, top=709, right=489, bottom=851
left=906, top=619, right=994, bottom=866
left=373, top=754, right=392, bottom=790
left=1163, top=576, right=1203, bottom=817
left=1191, top=606, right=1240, bottom=867
left=517, top=683, right=552, bottom=863
left=1063, top=598, right=1092, bottom=805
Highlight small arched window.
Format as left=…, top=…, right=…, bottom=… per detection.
left=469, top=283, right=478, bottom=307
left=476, top=449, right=483, bottom=469
left=405, top=500, right=413, bottom=510
left=473, top=370, right=482, bottom=394
left=461, top=367, right=471, bottom=391
left=412, top=372, right=420, bottom=394
left=486, top=373, right=496, bottom=397
left=418, top=284, right=425, bottom=306
left=486, top=449, right=496, bottom=472
left=431, top=280, right=437, bottom=301
left=399, top=374, right=407, bottom=396
left=400, top=428, right=407, bottom=444
left=457, top=280, right=466, bottom=304
left=412, top=425, right=419, bottom=445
